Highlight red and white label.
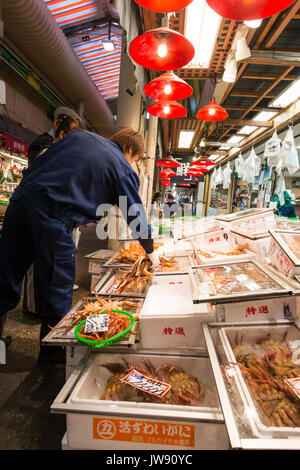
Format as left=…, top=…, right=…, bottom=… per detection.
left=121, top=369, right=171, bottom=398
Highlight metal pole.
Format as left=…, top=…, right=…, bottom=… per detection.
left=145, top=114, right=158, bottom=217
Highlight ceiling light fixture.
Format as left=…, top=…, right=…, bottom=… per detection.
left=129, top=26, right=195, bottom=71
left=206, top=0, right=296, bottom=21
left=178, top=130, right=195, bottom=148
left=184, top=0, right=222, bottom=69
left=156, top=155, right=181, bottom=168
left=147, top=100, right=187, bottom=118
left=102, top=40, right=115, bottom=52
left=269, top=78, right=300, bottom=108
left=196, top=99, right=228, bottom=121
left=144, top=72, right=193, bottom=101
left=159, top=168, right=176, bottom=178
left=134, top=0, right=193, bottom=12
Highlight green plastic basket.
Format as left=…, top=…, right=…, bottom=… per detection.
left=74, top=309, right=135, bottom=349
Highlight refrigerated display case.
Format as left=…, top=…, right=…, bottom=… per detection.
left=203, top=320, right=300, bottom=449
left=269, top=229, right=300, bottom=277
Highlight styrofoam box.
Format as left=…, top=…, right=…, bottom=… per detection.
left=235, top=233, right=271, bottom=261
left=139, top=274, right=215, bottom=348
left=64, top=352, right=228, bottom=450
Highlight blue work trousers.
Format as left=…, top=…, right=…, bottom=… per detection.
left=0, top=194, right=76, bottom=329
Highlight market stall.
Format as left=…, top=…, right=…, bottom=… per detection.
left=42, top=209, right=300, bottom=450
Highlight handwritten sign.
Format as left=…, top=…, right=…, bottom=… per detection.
left=121, top=369, right=171, bottom=398
left=84, top=315, right=109, bottom=333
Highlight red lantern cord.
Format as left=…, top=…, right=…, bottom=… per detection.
left=196, top=100, right=228, bottom=122
left=134, top=0, right=193, bottom=12
left=206, top=0, right=296, bottom=21
left=144, top=72, right=193, bottom=101
left=147, top=100, right=187, bottom=119
left=129, top=27, right=195, bottom=71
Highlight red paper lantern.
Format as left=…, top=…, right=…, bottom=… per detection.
left=129, top=27, right=195, bottom=71
left=147, top=100, right=187, bottom=119
left=161, top=181, right=173, bottom=186
left=179, top=183, right=191, bottom=187
left=156, top=155, right=181, bottom=168
left=159, top=168, right=176, bottom=178
left=144, top=72, right=193, bottom=101
left=206, top=0, right=296, bottom=21
left=196, top=100, right=228, bottom=122
left=134, top=0, right=193, bottom=12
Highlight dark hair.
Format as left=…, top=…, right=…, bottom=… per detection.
left=55, top=114, right=80, bottom=139
left=110, top=127, right=145, bottom=160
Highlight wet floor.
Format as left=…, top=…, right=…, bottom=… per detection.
left=0, top=224, right=106, bottom=450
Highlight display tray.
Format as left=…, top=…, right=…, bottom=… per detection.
left=94, top=270, right=151, bottom=297
left=103, top=254, right=193, bottom=275
left=193, top=247, right=256, bottom=265
left=84, top=249, right=117, bottom=263
left=269, top=229, right=300, bottom=267
left=65, top=352, right=221, bottom=420
left=189, top=260, right=295, bottom=304
left=231, top=228, right=270, bottom=241
left=219, top=323, right=300, bottom=438
left=42, top=296, right=143, bottom=346
left=216, top=208, right=274, bottom=223
left=275, top=219, right=300, bottom=231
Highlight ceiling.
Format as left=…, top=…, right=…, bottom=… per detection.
left=44, top=0, right=123, bottom=101
left=141, top=0, right=300, bottom=162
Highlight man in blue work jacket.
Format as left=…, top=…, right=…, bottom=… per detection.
left=0, top=124, right=159, bottom=363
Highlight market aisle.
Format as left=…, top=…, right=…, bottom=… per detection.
left=0, top=224, right=106, bottom=450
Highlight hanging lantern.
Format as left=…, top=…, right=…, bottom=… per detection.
left=144, top=72, right=193, bottom=101
left=159, top=168, right=176, bottom=179
left=206, top=0, right=296, bottom=21
left=129, top=27, right=195, bottom=71
left=179, top=183, right=191, bottom=187
left=191, top=157, right=215, bottom=167
left=156, top=155, right=181, bottom=168
left=187, top=171, right=204, bottom=176
left=161, top=181, right=173, bottom=186
left=191, top=166, right=209, bottom=172
left=196, top=100, right=228, bottom=122
left=134, top=0, right=193, bottom=12
left=147, top=100, right=187, bottom=119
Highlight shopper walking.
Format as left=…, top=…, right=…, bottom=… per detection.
left=0, top=122, right=159, bottom=363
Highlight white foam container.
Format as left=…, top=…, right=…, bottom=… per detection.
left=139, top=274, right=215, bottom=349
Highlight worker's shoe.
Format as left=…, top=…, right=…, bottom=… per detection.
left=38, top=346, right=66, bottom=365
left=0, top=314, right=12, bottom=348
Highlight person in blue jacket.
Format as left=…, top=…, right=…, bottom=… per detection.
left=0, top=119, right=159, bottom=363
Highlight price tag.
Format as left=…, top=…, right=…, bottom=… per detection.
left=121, top=369, right=171, bottom=398
left=84, top=315, right=109, bottom=334
left=285, top=377, right=300, bottom=399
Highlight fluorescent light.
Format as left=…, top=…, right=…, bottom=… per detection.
left=227, top=135, right=243, bottom=144
left=178, top=131, right=195, bottom=148
left=102, top=40, right=115, bottom=52
left=184, top=0, right=222, bottom=69
left=219, top=145, right=231, bottom=150
left=238, top=125, right=258, bottom=135
left=254, top=111, right=277, bottom=121
left=269, top=78, right=300, bottom=108
left=208, top=154, right=220, bottom=160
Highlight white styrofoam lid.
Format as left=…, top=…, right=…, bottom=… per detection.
left=140, top=274, right=212, bottom=317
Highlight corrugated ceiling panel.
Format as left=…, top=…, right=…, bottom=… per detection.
left=44, top=0, right=121, bottom=100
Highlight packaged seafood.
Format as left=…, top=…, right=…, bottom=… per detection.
left=189, top=260, right=296, bottom=304
left=94, top=269, right=151, bottom=298
left=269, top=229, right=300, bottom=277
left=51, top=351, right=227, bottom=450
left=139, top=274, right=215, bottom=349
left=41, top=296, right=143, bottom=347
left=216, top=208, right=275, bottom=231
left=219, top=323, right=300, bottom=437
